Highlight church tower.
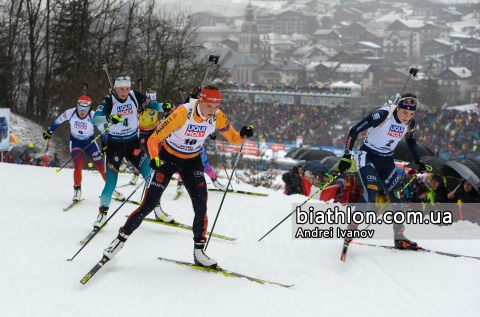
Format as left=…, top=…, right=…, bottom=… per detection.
left=238, top=1, right=261, bottom=62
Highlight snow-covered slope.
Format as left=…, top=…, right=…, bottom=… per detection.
left=1, top=163, right=480, bottom=317
left=10, top=113, right=61, bottom=155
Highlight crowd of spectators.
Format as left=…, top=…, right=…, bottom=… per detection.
left=283, top=164, right=480, bottom=207
left=220, top=98, right=480, bottom=161
left=221, top=98, right=344, bottom=144
left=1, top=151, right=61, bottom=167
left=414, top=108, right=480, bottom=160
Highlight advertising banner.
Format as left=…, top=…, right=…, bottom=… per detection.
left=0, top=108, right=11, bottom=151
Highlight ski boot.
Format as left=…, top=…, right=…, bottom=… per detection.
left=193, top=240, right=217, bottom=268
left=104, top=229, right=129, bottom=260
left=154, top=205, right=174, bottom=223
left=93, top=206, right=109, bottom=228
left=394, top=225, right=419, bottom=250
left=177, top=181, right=184, bottom=195
left=129, top=173, right=139, bottom=185
left=212, top=178, right=227, bottom=191
left=344, top=222, right=359, bottom=244
left=113, top=189, right=125, bottom=201
left=119, top=158, right=127, bottom=173
left=73, top=185, right=82, bottom=202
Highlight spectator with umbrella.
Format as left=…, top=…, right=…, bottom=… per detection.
left=282, top=164, right=304, bottom=195
left=428, top=174, right=449, bottom=203
left=447, top=180, right=480, bottom=203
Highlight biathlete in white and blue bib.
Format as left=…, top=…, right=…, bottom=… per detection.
left=338, top=93, right=427, bottom=250
left=91, top=75, right=170, bottom=229
left=43, top=95, right=107, bottom=202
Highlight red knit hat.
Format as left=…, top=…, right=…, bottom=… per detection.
left=416, top=183, right=428, bottom=196
left=77, top=95, right=92, bottom=107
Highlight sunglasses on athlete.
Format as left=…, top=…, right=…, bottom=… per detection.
left=77, top=103, right=91, bottom=111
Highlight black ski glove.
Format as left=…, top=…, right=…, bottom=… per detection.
left=240, top=125, right=254, bottom=139
left=162, top=103, right=172, bottom=113
left=108, top=115, right=123, bottom=125
left=209, top=133, right=217, bottom=141
left=149, top=157, right=164, bottom=171
left=415, top=160, right=427, bottom=173
left=43, top=128, right=53, bottom=140
left=338, top=155, right=352, bottom=174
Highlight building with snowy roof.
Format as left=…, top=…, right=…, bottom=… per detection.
left=438, top=67, right=473, bottom=104
left=441, top=48, right=480, bottom=73
left=313, top=29, right=342, bottom=47
left=254, top=60, right=306, bottom=85
left=421, top=39, right=455, bottom=56
left=198, top=47, right=259, bottom=84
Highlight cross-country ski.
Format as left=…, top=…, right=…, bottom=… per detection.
left=158, top=257, right=293, bottom=288
left=63, top=199, right=85, bottom=211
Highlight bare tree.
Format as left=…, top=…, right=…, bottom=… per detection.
left=0, top=0, right=27, bottom=111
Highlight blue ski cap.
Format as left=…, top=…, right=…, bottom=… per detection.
left=397, top=97, right=418, bottom=111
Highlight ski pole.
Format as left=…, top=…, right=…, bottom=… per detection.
left=258, top=175, right=338, bottom=242
left=29, top=139, right=46, bottom=148
left=375, top=67, right=419, bottom=131
left=401, top=164, right=432, bottom=191
left=56, top=125, right=110, bottom=173
left=211, top=139, right=234, bottom=190
left=177, top=87, right=185, bottom=101
left=205, top=139, right=246, bottom=250
left=67, top=171, right=153, bottom=261
left=101, top=57, right=114, bottom=90
left=201, top=55, right=219, bottom=89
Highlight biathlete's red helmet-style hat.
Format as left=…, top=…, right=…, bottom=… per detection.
left=198, top=89, right=221, bottom=104
left=77, top=95, right=92, bottom=108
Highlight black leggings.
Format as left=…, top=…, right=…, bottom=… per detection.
left=121, top=148, right=208, bottom=241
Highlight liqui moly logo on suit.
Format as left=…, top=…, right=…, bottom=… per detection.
left=117, top=104, right=134, bottom=116
left=74, top=121, right=87, bottom=130
left=387, top=125, right=405, bottom=138
left=185, top=124, right=207, bottom=137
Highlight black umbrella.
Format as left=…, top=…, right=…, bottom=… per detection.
left=284, top=148, right=310, bottom=159
left=393, top=139, right=436, bottom=162
left=23, top=146, right=41, bottom=155
left=320, top=156, right=341, bottom=166
left=302, top=160, right=331, bottom=173
left=9, top=145, right=28, bottom=159
left=296, top=149, right=336, bottom=161
left=442, top=160, right=480, bottom=191
left=406, top=156, right=446, bottom=175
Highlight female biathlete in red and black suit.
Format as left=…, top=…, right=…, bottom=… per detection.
left=101, top=85, right=254, bottom=267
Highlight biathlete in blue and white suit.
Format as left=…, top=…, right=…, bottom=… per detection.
left=42, top=95, right=107, bottom=202
left=91, top=75, right=171, bottom=229
left=338, top=93, right=427, bottom=249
